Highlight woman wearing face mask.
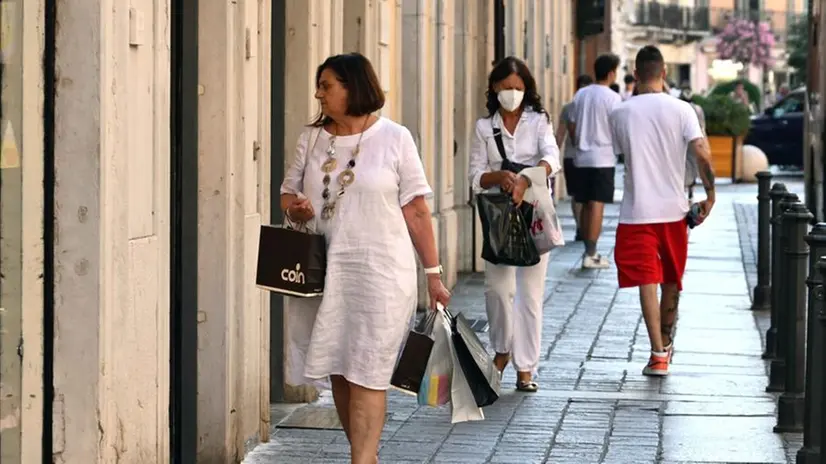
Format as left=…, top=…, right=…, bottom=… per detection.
left=468, top=56, right=561, bottom=392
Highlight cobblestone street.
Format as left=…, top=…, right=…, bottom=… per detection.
left=245, top=178, right=807, bottom=464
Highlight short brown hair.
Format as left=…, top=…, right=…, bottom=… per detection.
left=594, top=53, right=620, bottom=81
left=634, top=46, right=665, bottom=83
left=311, top=53, right=385, bottom=126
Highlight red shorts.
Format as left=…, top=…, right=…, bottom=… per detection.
left=615, top=219, right=689, bottom=291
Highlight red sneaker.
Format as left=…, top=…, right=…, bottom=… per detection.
left=642, top=352, right=670, bottom=376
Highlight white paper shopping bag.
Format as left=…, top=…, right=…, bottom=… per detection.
left=448, top=327, right=485, bottom=424
left=520, top=166, right=565, bottom=254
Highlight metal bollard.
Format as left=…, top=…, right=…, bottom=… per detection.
left=818, top=258, right=826, bottom=464
left=798, top=227, right=826, bottom=462
left=753, top=171, right=773, bottom=310
left=774, top=202, right=813, bottom=434
left=764, top=183, right=789, bottom=360
left=767, top=190, right=798, bottom=391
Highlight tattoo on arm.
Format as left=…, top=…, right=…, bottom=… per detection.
left=693, top=138, right=715, bottom=195
left=699, top=162, right=715, bottom=193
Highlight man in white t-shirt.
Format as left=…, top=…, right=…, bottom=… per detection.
left=620, top=74, right=635, bottom=101
left=556, top=74, right=594, bottom=241
left=609, top=45, right=716, bottom=377
left=569, top=54, right=622, bottom=269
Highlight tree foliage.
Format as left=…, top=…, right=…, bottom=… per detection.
left=715, top=18, right=776, bottom=68
left=786, top=15, right=809, bottom=79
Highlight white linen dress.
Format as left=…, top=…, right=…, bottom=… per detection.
left=280, top=117, right=433, bottom=390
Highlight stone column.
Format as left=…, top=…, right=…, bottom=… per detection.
left=278, top=0, right=335, bottom=404
left=52, top=0, right=172, bottom=462
left=197, top=0, right=272, bottom=457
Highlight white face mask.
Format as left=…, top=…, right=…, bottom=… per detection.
left=497, top=89, right=525, bottom=112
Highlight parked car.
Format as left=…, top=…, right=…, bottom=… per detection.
left=744, top=89, right=806, bottom=168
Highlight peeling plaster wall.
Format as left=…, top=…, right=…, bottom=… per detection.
left=196, top=0, right=272, bottom=460
left=52, top=0, right=171, bottom=462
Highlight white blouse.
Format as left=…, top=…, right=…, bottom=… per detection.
left=468, top=109, right=562, bottom=194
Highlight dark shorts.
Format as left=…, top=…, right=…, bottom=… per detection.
left=574, top=167, right=615, bottom=204
left=563, top=158, right=579, bottom=198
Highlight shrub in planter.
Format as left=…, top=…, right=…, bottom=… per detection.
left=709, top=80, right=762, bottom=109
left=692, top=94, right=752, bottom=180
left=693, top=94, right=751, bottom=137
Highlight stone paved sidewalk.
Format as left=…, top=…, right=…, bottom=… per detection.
left=730, top=177, right=807, bottom=463
left=245, top=183, right=800, bottom=464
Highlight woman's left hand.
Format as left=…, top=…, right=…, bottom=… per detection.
left=427, top=275, right=451, bottom=311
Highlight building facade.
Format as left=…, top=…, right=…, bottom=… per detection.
left=577, top=0, right=807, bottom=94
left=697, top=0, right=807, bottom=92
left=616, top=0, right=712, bottom=89
left=1, top=0, right=575, bottom=462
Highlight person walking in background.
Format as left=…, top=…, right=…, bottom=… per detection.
left=569, top=53, right=622, bottom=269
left=280, top=53, right=450, bottom=464
left=556, top=74, right=594, bottom=241
left=621, top=74, right=635, bottom=100
left=609, top=45, right=716, bottom=377
left=731, top=80, right=754, bottom=113
left=468, top=56, right=561, bottom=392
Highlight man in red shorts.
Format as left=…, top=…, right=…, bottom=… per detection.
left=608, top=45, right=716, bottom=376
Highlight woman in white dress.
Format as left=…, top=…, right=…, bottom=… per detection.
left=280, top=53, right=450, bottom=464
left=468, top=56, right=561, bottom=392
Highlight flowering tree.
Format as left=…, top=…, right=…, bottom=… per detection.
left=715, top=18, right=776, bottom=69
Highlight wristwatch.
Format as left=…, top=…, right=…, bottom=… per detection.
left=424, top=265, right=443, bottom=276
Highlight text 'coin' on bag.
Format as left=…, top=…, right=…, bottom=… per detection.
left=255, top=224, right=327, bottom=298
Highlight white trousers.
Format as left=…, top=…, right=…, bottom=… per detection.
left=484, top=252, right=550, bottom=373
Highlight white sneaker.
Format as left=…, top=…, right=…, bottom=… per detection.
left=582, top=253, right=610, bottom=269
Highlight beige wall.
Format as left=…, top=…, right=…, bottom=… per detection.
left=50, top=0, right=274, bottom=461
left=14, top=1, right=46, bottom=463
left=454, top=0, right=495, bottom=272
left=502, top=0, right=575, bottom=200
left=52, top=0, right=172, bottom=462
left=277, top=0, right=498, bottom=401
left=710, top=0, right=735, bottom=8
left=197, top=0, right=273, bottom=460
